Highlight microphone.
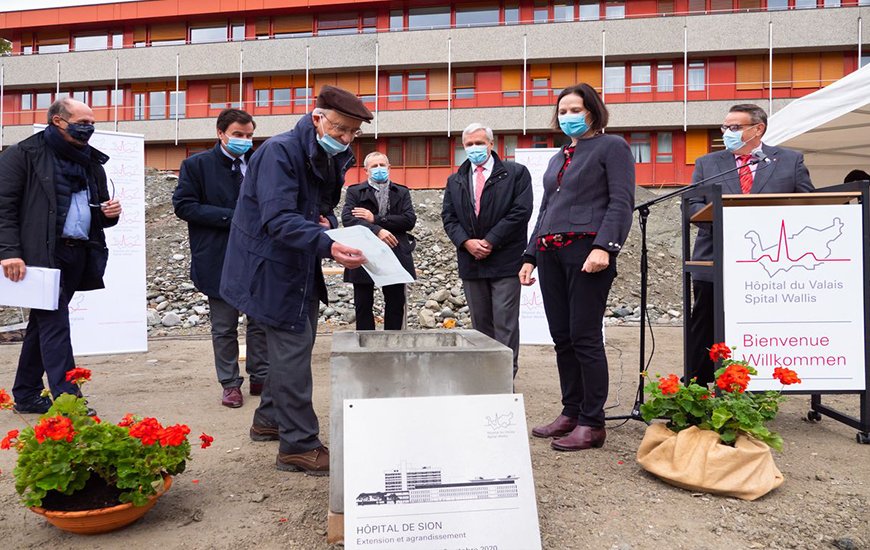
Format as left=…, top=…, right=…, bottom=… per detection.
left=750, top=150, right=771, bottom=165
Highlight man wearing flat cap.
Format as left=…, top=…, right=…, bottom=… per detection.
left=221, top=85, right=369, bottom=475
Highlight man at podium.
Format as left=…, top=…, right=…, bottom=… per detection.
left=685, top=103, right=814, bottom=384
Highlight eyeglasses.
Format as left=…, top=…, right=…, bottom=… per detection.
left=321, top=113, right=363, bottom=138
left=720, top=124, right=758, bottom=133
left=88, top=178, right=115, bottom=208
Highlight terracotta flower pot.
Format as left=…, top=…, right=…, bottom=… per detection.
left=29, top=475, right=173, bottom=535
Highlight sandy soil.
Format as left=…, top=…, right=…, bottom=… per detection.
left=0, top=326, right=868, bottom=550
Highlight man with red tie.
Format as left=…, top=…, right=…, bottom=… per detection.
left=686, top=104, right=814, bottom=384
left=442, top=123, right=533, bottom=379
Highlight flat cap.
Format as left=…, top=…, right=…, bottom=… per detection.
left=316, top=85, right=373, bottom=122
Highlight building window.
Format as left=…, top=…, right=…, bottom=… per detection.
left=39, top=43, right=70, bottom=54
left=532, top=135, right=550, bottom=148
left=431, top=138, right=451, bottom=166
left=710, top=0, right=733, bottom=11
left=387, top=138, right=404, bottom=166
left=408, top=73, right=427, bottom=101
left=255, top=89, right=269, bottom=107
left=454, top=71, right=475, bottom=99
left=533, top=1, right=549, bottom=23
left=456, top=4, right=500, bottom=27
left=656, top=132, right=673, bottom=162
left=36, top=92, right=53, bottom=109
left=72, top=90, right=88, bottom=103
left=688, top=61, right=706, bottom=91
left=388, top=74, right=403, bottom=102
left=191, top=26, right=227, bottom=44
left=92, top=90, right=108, bottom=107
left=823, top=0, right=840, bottom=6
left=74, top=34, right=108, bottom=51
left=554, top=1, right=576, bottom=21
left=605, top=1, right=625, bottom=19
left=795, top=0, right=816, bottom=7
left=454, top=137, right=467, bottom=166
left=209, top=85, right=227, bottom=109
left=579, top=0, right=600, bottom=20
left=274, top=88, right=291, bottom=107
left=23, top=45, right=33, bottom=55
left=860, top=55, right=869, bottom=68
left=361, top=12, right=377, bottom=33
left=21, top=93, right=33, bottom=110
left=149, top=91, right=167, bottom=120
left=231, top=22, right=245, bottom=41
left=408, top=7, right=450, bottom=30
left=739, top=0, right=761, bottom=8
left=112, top=89, right=123, bottom=105
left=406, top=137, right=427, bottom=166
left=318, top=12, right=360, bottom=36
left=658, top=0, right=675, bottom=14
left=532, top=78, right=550, bottom=96
left=630, top=133, right=651, bottom=163
left=631, top=64, right=652, bottom=93
left=604, top=64, right=625, bottom=93
left=169, top=91, right=185, bottom=118
left=502, top=135, right=518, bottom=160
left=390, top=10, right=404, bottom=31
left=688, top=0, right=706, bottom=12
left=657, top=62, right=674, bottom=92
left=294, top=87, right=311, bottom=107
left=767, top=0, right=788, bottom=9
left=111, top=32, right=123, bottom=49
left=505, top=3, right=520, bottom=24
left=133, top=93, right=145, bottom=120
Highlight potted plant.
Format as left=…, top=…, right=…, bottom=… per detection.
left=1, top=368, right=213, bottom=534
left=635, top=343, right=801, bottom=501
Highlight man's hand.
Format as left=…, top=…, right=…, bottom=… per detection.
left=1, top=258, right=26, bottom=282
left=378, top=229, right=398, bottom=248
left=318, top=215, right=332, bottom=229
left=331, top=242, right=367, bottom=269
left=463, top=239, right=491, bottom=260
left=581, top=248, right=610, bottom=273
left=351, top=207, right=375, bottom=223
left=101, top=199, right=122, bottom=219
left=518, top=263, right=536, bottom=286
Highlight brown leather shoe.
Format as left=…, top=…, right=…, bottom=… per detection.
left=531, top=415, right=578, bottom=438
left=276, top=446, right=329, bottom=476
left=250, top=422, right=279, bottom=441
left=551, top=425, right=606, bottom=451
left=249, top=382, right=264, bottom=396
left=221, top=387, right=243, bottom=408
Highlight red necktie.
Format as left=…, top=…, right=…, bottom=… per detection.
left=738, top=155, right=753, bottom=194
left=474, top=165, right=485, bottom=216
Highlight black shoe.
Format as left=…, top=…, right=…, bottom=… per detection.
left=13, top=396, right=52, bottom=414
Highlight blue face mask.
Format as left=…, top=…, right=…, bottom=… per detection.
left=722, top=129, right=746, bottom=152
left=465, top=145, right=489, bottom=166
left=317, top=132, right=349, bottom=156
left=558, top=113, right=589, bottom=138
left=224, top=137, right=252, bottom=156
left=369, top=166, right=389, bottom=183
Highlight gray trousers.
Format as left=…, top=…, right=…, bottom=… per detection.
left=253, top=300, right=322, bottom=455
left=463, top=276, right=521, bottom=377
left=208, top=297, right=269, bottom=389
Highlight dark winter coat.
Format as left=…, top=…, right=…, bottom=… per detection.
left=172, top=143, right=253, bottom=298
left=441, top=152, right=533, bottom=279
left=220, top=115, right=353, bottom=332
left=341, top=180, right=417, bottom=285
left=0, top=131, right=117, bottom=291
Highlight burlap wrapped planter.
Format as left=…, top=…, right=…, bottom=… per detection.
left=636, top=423, right=784, bottom=501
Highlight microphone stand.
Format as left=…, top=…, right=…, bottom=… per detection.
left=606, top=154, right=770, bottom=423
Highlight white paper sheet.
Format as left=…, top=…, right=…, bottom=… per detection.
left=0, top=266, right=61, bottom=311
left=326, top=225, right=414, bottom=287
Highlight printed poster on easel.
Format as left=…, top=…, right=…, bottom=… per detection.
left=343, top=394, right=541, bottom=550
left=722, top=204, right=865, bottom=392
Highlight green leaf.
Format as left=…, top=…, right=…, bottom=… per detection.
left=711, top=407, right=732, bottom=430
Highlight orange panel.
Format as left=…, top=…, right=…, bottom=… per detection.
left=529, top=63, right=550, bottom=79
left=792, top=53, right=820, bottom=89
left=767, top=55, right=791, bottom=89
left=429, top=69, right=449, bottom=100
left=253, top=76, right=271, bottom=88
left=736, top=55, right=764, bottom=90
left=820, top=52, right=844, bottom=86
left=336, top=72, right=359, bottom=94
left=551, top=63, right=577, bottom=88
left=576, top=62, right=601, bottom=90
left=313, top=73, right=337, bottom=94
left=502, top=66, right=522, bottom=93
left=271, top=75, right=292, bottom=88
left=272, top=14, right=313, bottom=34
left=685, top=129, right=709, bottom=165
left=359, top=73, right=376, bottom=95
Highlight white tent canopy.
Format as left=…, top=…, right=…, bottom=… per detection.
left=764, top=64, right=870, bottom=187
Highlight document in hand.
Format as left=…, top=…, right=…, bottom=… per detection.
left=0, top=266, right=61, bottom=311
left=326, top=225, right=415, bottom=288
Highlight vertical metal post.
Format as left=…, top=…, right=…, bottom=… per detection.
left=447, top=37, right=452, bottom=138
left=113, top=57, right=119, bottom=132
left=522, top=34, right=527, bottom=136
left=375, top=41, right=380, bottom=139
left=305, top=45, right=310, bottom=111
left=56, top=60, right=60, bottom=95
left=768, top=20, right=773, bottom=115
left=239, top=48, right=244, bottom=107
left=859, top=17, right=864, bottom=68
left=600, top=30, right=606, bottom=103
left=683, top=26, right=688, bottom=132
left=175, top=53, right=180, bottom=145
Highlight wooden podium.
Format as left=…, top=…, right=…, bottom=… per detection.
left=681, top=182, right=870, bottom=443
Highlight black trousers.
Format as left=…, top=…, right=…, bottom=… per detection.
left=352, top=283, right=406, bottom=330
left=13, top=243, right=87, bottom=402
left=537, top=239, right=616, bottom=428
left=686, top=280, right=715, bottom=384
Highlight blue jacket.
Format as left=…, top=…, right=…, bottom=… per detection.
left=219, top=115, right=353, bottom=332
left=172, top=143, right=253, bottom=298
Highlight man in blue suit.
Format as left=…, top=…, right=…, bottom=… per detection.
left=686, top=103, right=814, bottom=384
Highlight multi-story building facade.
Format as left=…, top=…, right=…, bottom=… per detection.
left=1, top=0, right=868, bottom=188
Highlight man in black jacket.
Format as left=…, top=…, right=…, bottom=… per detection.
left=442, top=123, right=533, bottom=378
left=173, top=109, right=269, bottom=409
left=342, top=152, right=416, bottom=330
left=0, top=98, right=122, bottom=413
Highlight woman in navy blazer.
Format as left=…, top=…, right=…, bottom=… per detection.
left=519, top=83, right=635, bottom=451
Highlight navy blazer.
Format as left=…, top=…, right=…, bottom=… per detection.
left=687, top=143, right=814, bottom=282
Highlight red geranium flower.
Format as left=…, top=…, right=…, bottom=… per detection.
left=92, top=416, right=101, bottom=424
left=33, top=416, right=76, bottom=443
left=117, top=413, right=136, bottom=427
left=716, top=364, right=751, bottom=394
left=128, top=417, right=164, bottom=446
left=709, top=343, right=732, bottom=362
left=0, top=389, right=13, bottom=410
left=65, top=367, right=92, bottom=385
left=658, top=374, right=681, bottom=396
left=772, top=367, right=801, bottom=386
left=1, top=429, right=19, bottom=450
left=199, top=433, right=214, bottom=449
left=158, top=424, right=191, bottom=447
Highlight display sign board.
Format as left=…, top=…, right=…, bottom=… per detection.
left=722, top=204, right=865, bottom=391
left=344, top=394, right=541, bottom=550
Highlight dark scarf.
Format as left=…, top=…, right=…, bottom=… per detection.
left=44, top=124, right=93, bottom=193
